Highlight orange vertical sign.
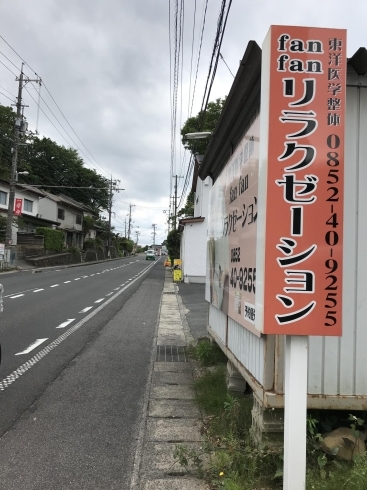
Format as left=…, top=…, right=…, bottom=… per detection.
left=258, top=26, right=346, bottom=336
left=14, top=198, right=23, bottom=216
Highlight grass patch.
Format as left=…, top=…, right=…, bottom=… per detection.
left=186, top=338, right=227, bottom=366
left=176, top=341, right=367, bottom=489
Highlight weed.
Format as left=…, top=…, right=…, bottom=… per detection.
left=187, top=339, right=227, bottom=366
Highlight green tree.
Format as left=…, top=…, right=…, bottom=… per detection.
left=178, top=191, right=194, bottom=218
left=181, top=98, right=226, bottom=154
left=166, top=229, right=180, bottom=261
left=0, top=103, right=110, bottom=212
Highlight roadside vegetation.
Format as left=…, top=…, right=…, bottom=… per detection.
left=175, top=339, right=367, bottom=490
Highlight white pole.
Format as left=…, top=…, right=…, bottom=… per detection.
left=284, top=335, right=308, bottom=490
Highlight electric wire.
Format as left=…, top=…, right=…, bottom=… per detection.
left=0, top=91, right=15, bottom=103
left=0, top=35, right=112, bottom=180
left=0, top=51, right=21, bottom=71
left=0, top=59, right=17, bottom=77
left=219, top=52, right=234, bottom=77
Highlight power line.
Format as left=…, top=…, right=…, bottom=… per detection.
left=0, top=51, right=20, bottom=71
left=0, top=91, right=15, bottom=103
left=0, top=35, right=112, bottom=180
left=41, top=82, right=111, bottom=179
left=0, top=59, right=17, bottom=77
left=189, top=0, right=208, bottom=119
left=219, top=52, right=234, bottom=77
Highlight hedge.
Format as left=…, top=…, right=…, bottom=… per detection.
left=35, top=227, right=65, bottom=252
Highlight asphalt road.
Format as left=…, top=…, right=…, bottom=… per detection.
left=0, top=254, right=164, bottom=489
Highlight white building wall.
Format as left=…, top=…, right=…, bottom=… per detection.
left=227, top=317, right=265, bottom=386
left=0, top=185, right=40, bottom=244
left=194, top=176, right=211, bottom=217
left=38, top=197, right=57, bottom=222
left=182, top=220, right=207, bottom=283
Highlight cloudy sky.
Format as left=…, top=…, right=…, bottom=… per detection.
left=0, top=1, right=365, bottom=245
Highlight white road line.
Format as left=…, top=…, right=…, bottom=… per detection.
left=50, top=284, right=59, bottom=288
left=79, top=307, right=93, bottom=313
left=56, top=319, right=75, bottom=329
left=10, top=294, right=24, bottom=299
left=94, top=298, right=104, bottom=303
left=82, top=276, right=89, bottom=278
left=114, top=287, right=120, bottom=290
left=0, top=260, right=158, bottom=392
left=90, top=274, right=95, bottom=276
left=33, top=289, right=44, bottom=293
left=64, top=281, right=71, bottom=283
left=106, top=292, right=113, bottom=296
left=74, top=278, right=81, bottom=281
left=15, top=339, right=48, bottom=356
left=96, top=273, right=100, bottom=275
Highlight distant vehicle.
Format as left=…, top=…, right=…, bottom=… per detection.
left=161, top=250, right=167, bottom=256
left=146, top=249, right=155, bottom=261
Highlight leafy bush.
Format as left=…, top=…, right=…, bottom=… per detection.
left=83, top=237, right=104, bottom=250
left=166, top=229, right=180, bottom=261
left=35, top=227, right=64, bottom=251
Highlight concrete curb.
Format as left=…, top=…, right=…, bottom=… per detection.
left=130, top=269, right=208, bottom=490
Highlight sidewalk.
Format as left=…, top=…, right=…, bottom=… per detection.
left=131, top=270, right=209, bottom=489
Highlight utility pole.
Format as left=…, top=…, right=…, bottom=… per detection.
left=127, top=203, right=135, bottom=240
left=174, top=176, right=178, bottom=230
left=152, top=223, right=157, bottom=248
left=135, top=230, right=140, bottom=246
left=5, top=64, right=39, bottom=248
left=173, top=175, right=183, bottom=230
left=106, top=178, right=123, bottom=257
left=124, top=218, right=127, bottom=238
left=107, top=176, right=113, bottom=257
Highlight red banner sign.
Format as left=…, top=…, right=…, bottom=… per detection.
left=14, top=198, right=23, bottom=216
left=257, top=26, right=346, bottom=336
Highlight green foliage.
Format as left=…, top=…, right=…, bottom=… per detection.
left=0, top=215, right=6, bottom=242
left=187, top=339, right=227, bottom=367
left=82, top=215, right=95, bottom=234
left=174, top=366, right=279, bottom=488
left=83, top=238, right=103, bottom=250
left=35, top=227, right=64, bottom=251
left=0, top=103, right=110, bottom=211
left=0, top=104, right=15, bottom=179
left=166, top=229, right=180, bottom=262
left=181, top=98, right=226, bottom=154
left=66, top=245, right=81, bottom=257
left=178, top=191, right=195, bottom=218
left=119, top=238, right=134, bottom=253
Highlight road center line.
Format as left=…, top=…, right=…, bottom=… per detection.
left=10, top=294, right=24, bottom=299
left=33, top=289, right=44, bottom=293
left=50, top=284, right=59, bottom=288
left=79, top=307, right=93, bottom=313
left=64, top=281, right=71, bottom=283
left=15, top=338, right=48, bottom=356
left=94, top=299, right=104, bottom=303
left=56, top=319, right=75, bottom=329
left=74, top=278, right=81, bottom=281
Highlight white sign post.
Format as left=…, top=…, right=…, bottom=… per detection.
left=284, top=336, right=308, bottom=489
